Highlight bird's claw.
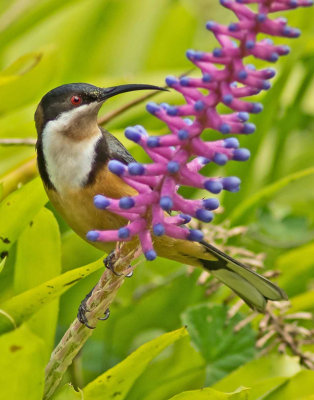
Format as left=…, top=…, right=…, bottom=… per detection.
left=77, top=291, right=96, bottom=329
left=77, top=287, right=111, bottom=329
left=104, top=251, right=122, bottom=276
left=98, top=308, right=110, bottom=321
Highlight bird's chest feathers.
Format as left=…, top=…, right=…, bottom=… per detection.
left=42, top=125, right=101, bottom=193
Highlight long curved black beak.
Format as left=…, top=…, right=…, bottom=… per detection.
left=100, top=83, right=167, bottom=101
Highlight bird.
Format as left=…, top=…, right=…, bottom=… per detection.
left=35, top=82, right=287, bottom=326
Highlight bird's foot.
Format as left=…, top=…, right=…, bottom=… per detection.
left=104, top=251, right=122, bottom=276
left=104, top=251, right=133, bottom=277
left=77, top=286, right=111, bottom=329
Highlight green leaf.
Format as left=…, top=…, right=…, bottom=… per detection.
left=52, top=384, right=83, bottom=400
left=83, top=327, right=188, bottom=400
left=289, top=290, right=314, bottom=312
left=0, top=52, right=42, bottom=77
left=228, top=167, right=314, bottom=225
left=0, top=324, right=46, bottom=399
left=213, top=354, right=301, bottom=392
left=0, top=255, right=6, bottom=274
left=0, top=258, right=103, bottom=334
left=168, top=387, right=249, bottom=400
left=266, top=370, right=314, bottom=400
left=277, top=242, right=314, bottom=296
left=182, top=304, right=256, bottom=385
left=14, top=208, right=61, bottom=357
left=0, top=178, right=47, bottom=256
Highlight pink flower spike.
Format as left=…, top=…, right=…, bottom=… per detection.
left=91, top=0, right=311, bottom=259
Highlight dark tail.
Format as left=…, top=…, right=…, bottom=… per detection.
left=199, top=241, right=288, bottom=312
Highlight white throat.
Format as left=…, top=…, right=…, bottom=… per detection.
left=42, top=106, right=102, bottom=193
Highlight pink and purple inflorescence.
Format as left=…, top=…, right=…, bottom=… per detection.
left=87, top=0, right=312, bottom=260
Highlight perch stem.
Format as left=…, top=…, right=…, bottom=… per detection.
left=43, top=245, right=138, bottom=400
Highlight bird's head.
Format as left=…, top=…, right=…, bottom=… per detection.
left=35, top=82, right=164, bottom=139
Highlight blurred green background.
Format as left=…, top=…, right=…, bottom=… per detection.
left=0, top=0, right=313, bottom=399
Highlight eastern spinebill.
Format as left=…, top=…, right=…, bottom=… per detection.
left=35, top=82, right=287, bottom=324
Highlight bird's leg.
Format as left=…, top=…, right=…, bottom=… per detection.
left=104, top=250, right=123, bottom=276
left=77, top=286, right=111, bottom=329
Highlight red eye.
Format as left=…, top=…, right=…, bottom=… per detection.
left=71, top=95, right=82, bottom=106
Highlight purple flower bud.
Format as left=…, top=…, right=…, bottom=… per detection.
left=224, top=137, right=239, bottom=148
left=257, top=13, right=267, bottom=22
left=145, top=250, right=157, bottom=261
left=167, top=161, right=180, bottom=173
left=213, top=48, right=223, bottom=57
left=119, top=197, right=135, bottom=209
left=262, top=80, right=271, bottom=90
left=228, top=23, right=239, bottom=32
left=153, top=223, right=165, bottom=236
left=194, top=100, right=205, bottom=111
left=125, top=127, right=142, bottom=142
left=245, top=40, right=255, bottom=49
left=269, top=52, right=279, bottom=62
left=222, top=176, right=241, bottom=192
left=237, top=70, right=248, bottom=80
left=128, top=162, right=145, bottom=175
left=196, top=209, right=214, bottom=222
left=108, top=160, right=125, bottom=176
left=223, top=94, right=233, bottom=104
left=166, top=76, right=178, bottom=87
left=202, top=73, right=212, bottom=82
left=180, top=77, right=190, bottom=86
left=251, top=103, right=263, bottom=113
left=220, top=123, right=231, bottom=134
left=241, top=123, right=256, bottom=134
left=160, top=196, right=173, bottom=210
left=233, top=148, right=251, bottom=161
left=204, top=180, right=223, bottom=194
left=118, top=227, right=130, bottom=239
left=147, top=136, right=160, bottom=147
left=86, top=231, right=99, bottom=241
left=203, top=198, right=220, bottom=210
left=213, top=153, right=228, bottom=165
left=188, top=229, right=204, bottom=242
left=178, top=129, right=189, bottom=140
left=237, top=112, right=249, bottom=122
left=167, top=106, right=179, bottom=116
left=179, top=214, right=192, bottom=224
left=146, top=102, right=160, bottom=114
left=94, top=195, right=110, bottom=209
left=186, top=49, right=195, bottom=59
left=206, top=21, right=216, bottom=30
